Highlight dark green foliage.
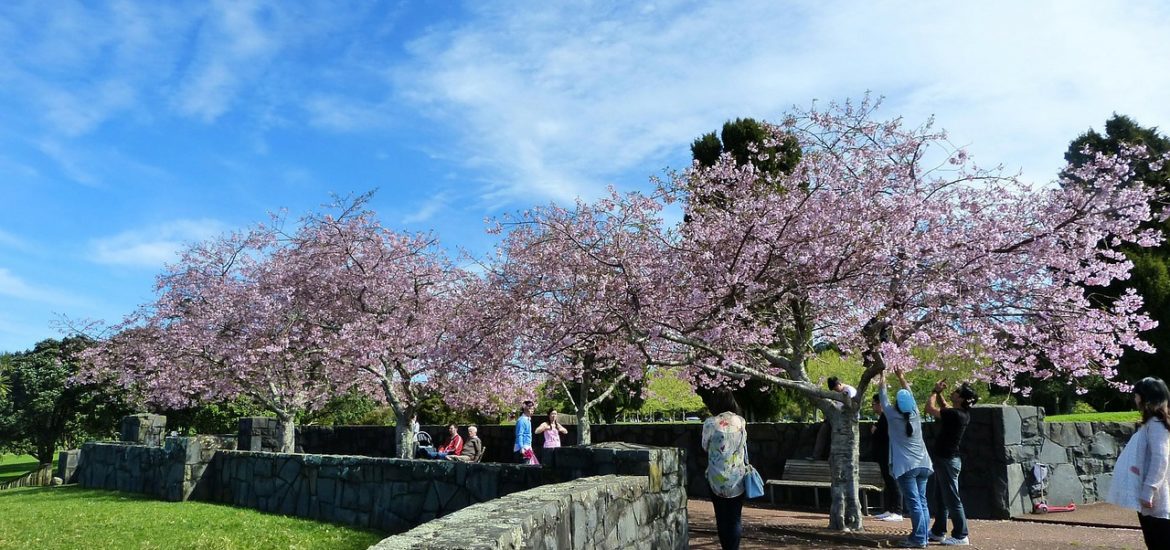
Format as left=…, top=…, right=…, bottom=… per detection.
left=1061, top=115, right=1170, bottom=410
left=161, top=399, right=267, bottom=435
left=0, top=338, right=131, bottom=463
left=690, top=131, right=723, bottom=168
left=688, top=118, right=804, bottom=416
left=301, top=390, right=379, bottom=426
left=690, top=117, right=802, bottom=176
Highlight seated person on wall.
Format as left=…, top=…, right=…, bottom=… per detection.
left=420, top=424, right=463, bottom=459
left=447, top=425, right=484, bottom=462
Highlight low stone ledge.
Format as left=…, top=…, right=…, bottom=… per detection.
left=370, top=475, right=688, bottom=550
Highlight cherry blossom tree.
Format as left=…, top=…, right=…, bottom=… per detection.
left=485, top=193, right=669, bottom=443
left=80, top=224, right=355, bottom=452
left=511, top=98, right=1164, bottom=530
left=297, top=203, right=530, bottom=459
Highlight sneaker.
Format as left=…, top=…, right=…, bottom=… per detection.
left=878, top=513, right=904, bottom=522
left=873, top=511, right=891, bottom=520
left=941, top=536, right=970, bottom=546
left=894, top=539, right=927, bottom=549
left=929, top=533, right=946, bottom=543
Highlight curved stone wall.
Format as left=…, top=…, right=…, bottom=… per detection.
left=370, top=474, right=687, bottom=550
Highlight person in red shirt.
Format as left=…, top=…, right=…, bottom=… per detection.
left=422, top=424, right=463, bottom=459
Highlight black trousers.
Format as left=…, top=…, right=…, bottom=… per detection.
left=877, top=456, right=902, bottom=514
left=711, top=492, right=745, bottom=550
left=1138, top=513, right=1170, bottom=549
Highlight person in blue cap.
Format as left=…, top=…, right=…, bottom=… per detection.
left=878, top=369, right=933, bottom=548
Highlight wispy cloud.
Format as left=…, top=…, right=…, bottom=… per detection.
left=89, top=219, right=229, bottom=268
left=0, top=228, right=28, bottom=251
left=393, top=1, right=1170, bottom=203
left=0, top=268, right=88, bottom=307
left=402, top=191, right=453, bottom=225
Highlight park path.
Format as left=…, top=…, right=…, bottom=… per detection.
left=687, top=499, right=1145, bottom=549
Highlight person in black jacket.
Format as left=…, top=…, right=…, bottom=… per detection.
left=925, top=380, right=978, bottom=546
left=870, top=393, right=903, bottom=521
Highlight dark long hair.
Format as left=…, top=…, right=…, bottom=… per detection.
left=707, top=389, right=741, bottom=416
left=956, top=382, right=978, bottom=410
left=1134, top=377, right=1170, bottom=426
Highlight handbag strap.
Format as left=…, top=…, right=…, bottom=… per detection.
left=740, top=427, right=752, bottom=467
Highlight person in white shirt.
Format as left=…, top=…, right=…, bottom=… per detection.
left=813, top=376, right=858, bottom=459
left=1110, top=377, right=1170, bottom=549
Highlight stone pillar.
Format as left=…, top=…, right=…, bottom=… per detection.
left=120, top=414, right=167, bottom=446
left=56, top=449, right=81, bottom=484
left=237, top=417, right=287, bottom=452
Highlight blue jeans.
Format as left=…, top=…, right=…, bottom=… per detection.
left=931, top=456, right=968, bottom=539
left=711, top=492, right=744, bottom=550
left=897, top=467, right=932, bottom=546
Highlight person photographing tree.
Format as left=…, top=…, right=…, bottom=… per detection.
left=925, top=379, right=978, bottom=546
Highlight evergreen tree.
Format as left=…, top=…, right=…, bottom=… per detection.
left=1064, top=115, right=1170, bottom=410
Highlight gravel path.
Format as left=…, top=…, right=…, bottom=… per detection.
left=687, top=499, right=1146, bottom=549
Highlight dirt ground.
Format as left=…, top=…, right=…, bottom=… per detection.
left=687, top=499, right=1147, bottom=549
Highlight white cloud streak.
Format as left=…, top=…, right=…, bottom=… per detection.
left=89, top=219, right=229, bottom=268
left=0, top=267, right=87, bottom=307
left=394, top=0, right=1170, bottom=202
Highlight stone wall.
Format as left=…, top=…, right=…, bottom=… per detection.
left=238, top=417, right=289, bottom=452
left=297, top=425, right=396, bottom=457
left=75, top=435, right=236, bottom=502
left=300, top=409, right=1114, bottom=520
left=1031, top=421, right=1135, bottom=508
left=208, top=451, right=547, bottom=533
left=207, top=442, right=686, bottom=537
left=370, top=443, right=688, bottom=549
left=370, top=475, right=686, bottom=550
left=119, top=413, right=167, bottom=446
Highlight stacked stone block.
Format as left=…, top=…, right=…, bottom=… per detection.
left=75, top=434, right=236, bottom=502
left=56, top=449, right=81, bottom=484
left=238, top=417, right=288, bottom=452
left=120, top=413, right=167, bottom=446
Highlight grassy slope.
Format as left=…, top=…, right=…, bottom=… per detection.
left=1044, top=411, right=1140, bottom=423
left=0, top=487, right=384, bottom=550
left=0, top=454, right=52, bottom=482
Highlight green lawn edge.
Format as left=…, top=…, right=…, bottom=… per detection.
left=0, top=486, right=384, bottom=550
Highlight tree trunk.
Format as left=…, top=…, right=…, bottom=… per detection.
left=825, top=405, right=864, bottom=531
left=277, top=412, right=296, bottom=454
left=36, top=443, right=54, bottom=465
left=394, top=408, right=415, bottom=459
left=576, top=377, right=592, bottom=445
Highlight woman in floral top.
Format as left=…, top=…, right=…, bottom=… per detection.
left=701, top=391, right=748, bottom=550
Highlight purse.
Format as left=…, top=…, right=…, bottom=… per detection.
left=743, top=444, right=765, bottom=499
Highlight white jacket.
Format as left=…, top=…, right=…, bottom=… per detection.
left=1110, top=419, right=1170, bottom=519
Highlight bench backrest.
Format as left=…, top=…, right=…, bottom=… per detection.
left=782, top=459, right=884, bottom=487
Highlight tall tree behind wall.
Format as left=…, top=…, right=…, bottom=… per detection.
left=691, top=117, right=802, bottom=420
left=0, top=338, right=131, bottom=463
left=1065, top=115, right=1170, bottom=410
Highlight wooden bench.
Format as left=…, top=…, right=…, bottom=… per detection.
left=765, top=459, right=885, bottom=514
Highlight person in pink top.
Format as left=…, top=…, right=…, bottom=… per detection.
left=535, top=409, right=570, bottom=463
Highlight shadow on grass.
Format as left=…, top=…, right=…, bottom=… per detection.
left=0, top=486, right=156, bottom=504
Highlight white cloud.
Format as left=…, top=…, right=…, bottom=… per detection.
left=0, top=228, right=28, bottom=250
left=402, top=192, right=452, bottom=225
left=0, top=268, right=86, bottom=307
left=393, top=0, right=1170, bottom=203
left=89, top=219, right=229, bottom=268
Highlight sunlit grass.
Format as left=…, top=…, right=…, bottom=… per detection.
left=0, top=486, right=384, bottom=550
left=1045, top=411, right=1140, bottom=423
left=0, top=454, right=54, bottom=483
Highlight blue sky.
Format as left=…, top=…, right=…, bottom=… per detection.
left=2, top=0, right=1170, bottom=353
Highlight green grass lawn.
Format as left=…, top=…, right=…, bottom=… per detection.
left=0, top=486, right=385, bottom=549
left=1045, top=411, right=1140, bottom=423
left=0, top=454, right=54, bottom=483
